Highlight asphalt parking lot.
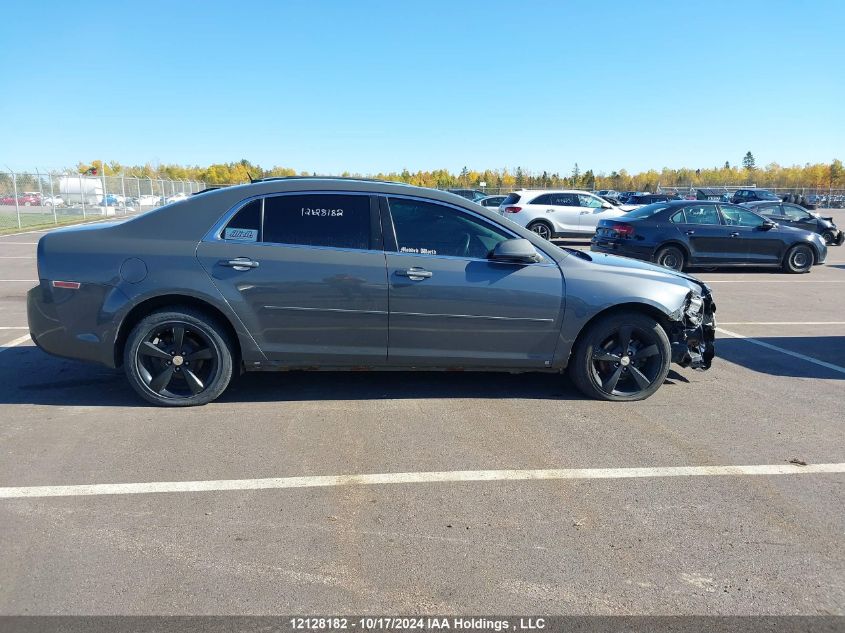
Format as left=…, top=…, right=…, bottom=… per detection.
left=0, top=214, right=843, bottom=615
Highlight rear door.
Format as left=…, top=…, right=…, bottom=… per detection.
left=671, top=204, right=739, bottom=264
left=196, top=192, right=389, bottom=364
left=546, top=192, right=582, bottom=232
left=382, top=196, right=564, bottom=368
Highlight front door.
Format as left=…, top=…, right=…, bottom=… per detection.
left=196, top=192, right=389, bottom=364
left=718, top=204, right=783, bottom=265
left=382, top=197, right=564, bottom=368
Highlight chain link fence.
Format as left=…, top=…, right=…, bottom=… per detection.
left=0, top=170, right=206, bottom=232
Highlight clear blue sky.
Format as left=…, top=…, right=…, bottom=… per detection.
left=1, top=0, right=842, bottom=175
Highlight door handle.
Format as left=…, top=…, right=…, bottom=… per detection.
left=219, top=257, right=259, bottom=271
left=729, top=232, right=740, bottom=238
left=396, top=267, right=433, bottom=280
left=685, top=230, right=695, bottom=235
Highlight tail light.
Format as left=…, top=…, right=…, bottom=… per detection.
left=504, top=206, right=522, bottom=213
left=610, top=222, right=635, bottom=238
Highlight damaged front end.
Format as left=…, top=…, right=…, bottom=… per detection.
left=667, top=287, right=716, bottom=370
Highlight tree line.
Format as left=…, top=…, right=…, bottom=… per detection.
left=74, top=155, right=845, bottom=192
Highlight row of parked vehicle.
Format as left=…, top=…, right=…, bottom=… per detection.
left=446, top=187, right=842, bottom=275
left=0, top=191, right=190, bottom=208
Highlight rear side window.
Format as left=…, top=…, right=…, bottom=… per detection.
left=550, top=193, right=579, bottom=206
left=502, top=193, right=521, bottom=205
left=683, top=205, right=721, bottom=225
left=262, top=194, right=370, bottom=250
left=529, top=194, right=553, bottom=205
left=223, top=199, right=262, bottom=242
left=670, top=210, right=685, bottom=223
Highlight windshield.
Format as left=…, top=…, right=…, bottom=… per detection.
left=624, top=203, right=673, bottom=219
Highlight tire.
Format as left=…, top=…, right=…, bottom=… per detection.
left=822, top=230, right=836, bottom=245
left=782, top=244, right=814, bottom=274
left=569, top=312, right=672, bottom=402
left=527, top=221, right=553, bottom=241
left=655, top=245, right=685, bottom=271
left=124, top=308, right=233, bottom=406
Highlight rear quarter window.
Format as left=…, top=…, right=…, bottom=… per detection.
left=502, top=193, right=521, bottom=205
left=223, top=199, right=262, bottom=242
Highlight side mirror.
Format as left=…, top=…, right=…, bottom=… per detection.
left=759, top=220, right=776, bottom=231
left=489, top=238, right=541, bottom=264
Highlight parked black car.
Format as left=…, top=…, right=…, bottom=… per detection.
left=741, top=200, right=844, bottom=245
left=590, top=200, right=827, bottom=273
left=447, top=188, right=488, bottom=202
left=477, top=194, right=507, bottom=209
left=730, top=189, right=780, bottom=204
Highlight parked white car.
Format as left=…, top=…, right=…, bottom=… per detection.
left=137, top=195, right=161, bottom=207
left=498, top=190, right=625, bottom=239
left=42, top=195, right=64, bottom=207
left=165, top=192, right=189, bottom=204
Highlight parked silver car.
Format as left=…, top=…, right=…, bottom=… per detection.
left=28, top=178, right=715, bottom=406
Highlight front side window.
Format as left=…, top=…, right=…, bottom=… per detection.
left=578, top=194, right=604, bottom=208
left=720, top=205, right=766, bottom=227
left=683, top=205, right=721, bottom=225
left=782, top=204, right=812, bottom=220
left=262, top=194, right=370, bottom=250
left=388, top=197, right=511, bottom=259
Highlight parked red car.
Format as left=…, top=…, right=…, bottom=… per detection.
left=0, top=193, right=42, bottom=206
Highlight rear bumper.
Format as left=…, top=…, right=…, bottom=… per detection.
left=27, top=281, right=129, bottom=368
left=590, top=238, right=655, bottom=261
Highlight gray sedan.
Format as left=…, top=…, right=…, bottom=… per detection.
left=27, top=178, right=715, bottom=406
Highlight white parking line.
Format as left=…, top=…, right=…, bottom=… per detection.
left=0, top=242, right=39, bottom=245
left=0, top=334, right=31, bottom=353
left=716, top=327, right=845, bottom=374
left=0, top=463, right=842, bottom=499
left=0, top=280, right=37, bottom=283
left=0, top=326, right=27, bottom=330
left=0, top=256, right=35, bottom=259
left=719, top=322, right=845, bottom=325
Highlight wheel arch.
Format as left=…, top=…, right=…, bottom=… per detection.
left=566, top=301, right=673, bottom=367
left=654, top=240, right=691, bottom=264
left=114, top=294, right=242, bottom=368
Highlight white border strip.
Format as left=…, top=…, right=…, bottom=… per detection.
left=0, top=333, right=31, bottom=353
left=706, top=280, right=845, bottom=283
left=717, top=327, right=845, bottom=374
left=719, top=322, right=845, bottom=325
left=1, top=463, right=842, bottom=499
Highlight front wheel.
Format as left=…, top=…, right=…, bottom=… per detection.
left=569, top=312, right=672, bottom=402
left=527, top=221, right=553, bottom=241
left=783, top=244, right=814, bottom=274
left=821, top=230, right=836, bottom=245
left=124, top=308, right=233, bottom=406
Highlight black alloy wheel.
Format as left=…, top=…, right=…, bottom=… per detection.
left=570, top=313, right=671, bottom=401
left=125, top=309, right=233, bottom=406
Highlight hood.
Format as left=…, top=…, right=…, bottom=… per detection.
left=577, top=250, right=709, bottom=293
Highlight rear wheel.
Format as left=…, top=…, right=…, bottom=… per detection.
left=124, top=308, right=233, bottom=406
left=655, top=245, right=685, bottom=271
left=569, top=312, right=671, bottom=402
left=527, top=221, right=553, bottom=241
left=783, top=244, right=814, bottom=274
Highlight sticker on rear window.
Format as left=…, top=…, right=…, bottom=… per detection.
left=224, top=228, right=258, bottom=242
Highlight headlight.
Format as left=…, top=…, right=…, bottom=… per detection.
left=685, top=292, right=704, bottom=326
